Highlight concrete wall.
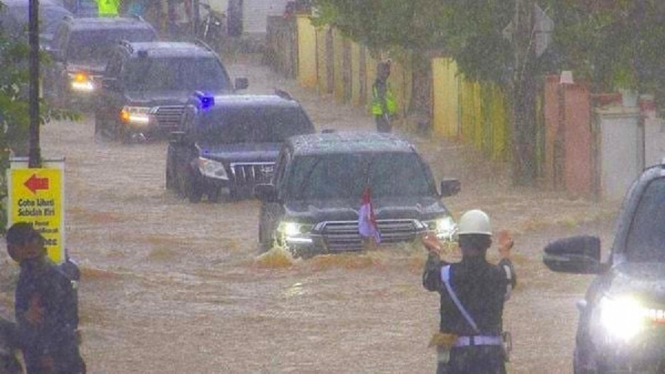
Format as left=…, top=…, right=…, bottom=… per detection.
left=644, top=118, right=665, bottom=167
left=243, top=0, right=290, bottom=34
left=596, top=107, right=642, bottom=201
left=543, top=76, right=594, bottom=196
left=296, top=15, right=317, bottom=88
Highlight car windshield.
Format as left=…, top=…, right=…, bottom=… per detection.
left=3, top=4, right=70, bottom=35
left=124, top=57, right=229, bottom=91
left=625, top=177, right=665, bottom=262
left=196, top=106, right=313, bottom=144
left=285, top=152, right=433, bottom=200
left=67, top=28, right=156, bottom=62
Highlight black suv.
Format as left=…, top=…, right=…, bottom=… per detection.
left=94, top=40, right=248, bottom=142
left=544, top=162, right=665, bottom=373
left=254, top=132, right=461, bottom=257
left=166, top=92, right=315, bottom=202
left=44, top=16, right=158, bottom=108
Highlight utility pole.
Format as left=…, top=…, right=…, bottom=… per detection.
left=28, top=0, right=41, bottom=168
left=511, top=0, right=537, bottom=185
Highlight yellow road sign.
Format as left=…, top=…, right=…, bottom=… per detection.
left=7, top=164, right=65, bottom=263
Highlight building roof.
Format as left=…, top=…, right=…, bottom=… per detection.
left=288, top=132, right=415, bottom=156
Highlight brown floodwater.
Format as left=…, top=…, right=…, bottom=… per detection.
left=1, top=57, right=618, bottom=373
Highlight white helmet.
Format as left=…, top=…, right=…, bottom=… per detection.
left=457, top=209, right=492, bottom=236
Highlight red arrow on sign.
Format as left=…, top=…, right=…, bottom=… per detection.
left=24, top=174, right=49, bottom=194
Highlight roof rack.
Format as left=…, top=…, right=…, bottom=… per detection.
left=274, top=89, right=294, bottom=101
left=192, top=39, right=215, bottom=53
left=117, top=39, right=134, bottom=53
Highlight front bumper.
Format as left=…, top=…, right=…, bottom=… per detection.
left=592, top=326, right=665, bottom=371
left=277, top=219, right=438, bottom=255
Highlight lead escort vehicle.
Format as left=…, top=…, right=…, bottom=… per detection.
left=45, top=16, right=158, bottom=108
left=166, top=92, right=315, bottom=202
left=544, top=161, right=665, bottom=373
left=254, top=132, right=461, bottom=257
left=94, top=40, right=248, bottom=142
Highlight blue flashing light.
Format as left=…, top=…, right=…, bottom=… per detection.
left=194, top=91, right=215, bottom=110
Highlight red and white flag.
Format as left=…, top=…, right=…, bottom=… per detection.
left=358, top=186, right=381, bottom=243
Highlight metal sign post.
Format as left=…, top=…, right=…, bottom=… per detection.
left=28, top=0, right=41, bottom=168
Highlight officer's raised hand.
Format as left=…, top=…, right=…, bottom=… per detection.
left=421, top=232, right=442, bottom=254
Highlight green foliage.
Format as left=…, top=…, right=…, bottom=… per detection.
left=553, top=0, right=665, bottom=94
left=0, top=7, right=79, bottom=232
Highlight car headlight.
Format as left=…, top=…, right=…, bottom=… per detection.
left=68, top=72, right=96, bottom=92
left=599, top=296, right=646, bottom=341
left=424, top=216, right=458, bottom=241
left=197, top=157, right=229, bottom=180
left=120, top=106, right=152, bottom=125
left=277, top=221, right=313, bottom=244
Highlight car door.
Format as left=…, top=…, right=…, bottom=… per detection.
left=98, top=51, right=124, bottom=123
left=173, top=106, right=199, bottom=184
left=260, top=148, right=291, bottom=245
left=46, top=24, right=68, bottom=95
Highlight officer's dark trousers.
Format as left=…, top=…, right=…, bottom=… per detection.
left=436, top=346, right=505, bottom=374
left=25, top=342, right=85, bottom=374
left=375, top=115, right=392, bottom=133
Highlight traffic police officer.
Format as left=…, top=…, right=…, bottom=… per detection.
left=371, top=60, right=398, bottom=133
left=6, top=222, right=85, bottom=374
left=422, top=210, right=516, bottom=374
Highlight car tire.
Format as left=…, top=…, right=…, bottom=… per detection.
left=258, top=211, right=275, bottom=253
left=183, top=172, right=203, bottom=203
left=165, top=166, right=175, bottom=190
left=94, top=114, right=106, bottom=141
left=208, top=187, right=221, bottom=203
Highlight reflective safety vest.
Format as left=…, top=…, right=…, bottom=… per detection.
left=371, top=83, right=397, bottom=116
left=97, top=0, right=120, bottom=16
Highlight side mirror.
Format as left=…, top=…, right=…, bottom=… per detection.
left=439, top=178, right=461, bottom=197
left=101, top=77, right=119, bottom=91
left=254, top=183, right=277, bottom=202
left=543, top=236, right=604, bottom=274
left=169, top=131, right=186, bottom=145
left=49, top=48, right=64, bottom=62
left=234, top=77, right=249, bottom=90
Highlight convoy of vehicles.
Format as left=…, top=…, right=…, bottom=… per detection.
left=166, top=92, right=314, bottom=202
left=44, top=15, right=158, bottom=108
left=93, top=40, right=246, bottom=142
left=0, top=0, right=72, bottom=44
left=254, top=132, right=460, bottom=257
left=544, top=163, right=665, bottom=374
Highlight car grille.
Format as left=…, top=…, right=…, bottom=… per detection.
left=316, top=219, right=423, bottom=251
left=153, top=105, right=185, bottom=132
left=230, top=162, right=275, bottom=186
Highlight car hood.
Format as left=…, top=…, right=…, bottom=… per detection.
left=125, top=89, right=232, bottom=106
left=283, top=196, right=448, bottom=223
left=608, top=262, right=665, bottom=304
left=198, top=143, right=282, bottom=163
left=66, top=62, right=107, bottom=75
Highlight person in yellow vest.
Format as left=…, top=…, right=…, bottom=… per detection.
left=97, top=0, right=120, bottom=16
left=371, top=60, right=398, bottom=133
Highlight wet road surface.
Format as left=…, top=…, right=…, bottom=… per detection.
left=1, top=56, right=619, bottom=373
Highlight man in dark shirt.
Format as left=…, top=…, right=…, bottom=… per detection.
left=422, top=210, right=516, bottom=374
left=6, top=222, right=85, bottom=374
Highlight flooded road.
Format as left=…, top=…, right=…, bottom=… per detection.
left=2, top=56, right=619, bottom=373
